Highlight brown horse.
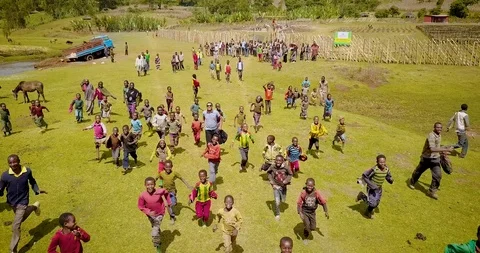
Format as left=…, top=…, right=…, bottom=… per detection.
left=12, top=81, right=46, bottom=103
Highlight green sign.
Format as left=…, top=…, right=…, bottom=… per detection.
left=334, top=31, right=352, bottom=46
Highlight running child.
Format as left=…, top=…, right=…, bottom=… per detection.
left=286, top=137, right=303, bottom=174
left=140, top=99, right=154, bottom=132
left=301, top=77, right=310, bottom=98
left=166, top=111, right=182, bottom=152
left=261, top=135, right=284, bottom=172
left=30, top=100, right=49, bottom=131
left=356, top=154, right=393, bottom=219
left=47, top=213, right=90, bottom=253
left=236, top=57, right=244, bottom=81
left=120, top=125, right=138, bottom=174
left=297, top=178, right=329, bottom=242
left=267, top=155, right=293, bottom=221
left=225, top=60, right=232, bottom=83
left=83, top=115, right=107, bottom=160
left=122, top=80, right=129, bottom=104
left=308, top=116, right=328, bottom=154
left=203, top=134, right=221, bottom=184
left=69, top=93, right=84, bottom=123
left=292, top=88, right=300, bottom=109
left=192, top=113, right=203, bottom=146
left=174, top=106, right=187, bottom=133
left=190, top=98, right=201, bottom=117
left=137, top=177, right=171, bottom=253
left=216, top=103, right=226, bottom=122
left=192, top=74, right=200, bottom=98
left=233, top=106, right=246, bottom=133
left=299, top=96, right=309, bottom=119
left=152, top=106, right=168, bottom=139
left=213, top=195, right=243, bottom=253
left=250, top=96, right=264, bottom=133
left=234, top=123, right=255, bottom=171
left=323, top=93, right=334, bottom=120
left=189, top=169, right=218, bottom=227
left=156, top=160, right=192, bottom=225
left=155, top=53, right=160, bottom=70
left=333, top=116, right=346, bottom=151
left=309, top=88, right=318, bottom=106
left=165, top=86, right=174, bottom=112
left=0, top=103, right=12, bottom=136
left=150, top=139, right=172, bottom=173
left=284, top=86, right=293, bottom=108
left=215, top=60, right=222, bottom=81
left=263, top=82, right=275, bottom=115
left=131, top=112, right=143, bottom=140
left=100, top=97, right=112, bottom=123
left=210, top=60, right=216, bottom=79
left=106, top=126, right=122, bottom=167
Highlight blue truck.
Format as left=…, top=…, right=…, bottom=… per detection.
left=63, top=35, right=114, bottom=61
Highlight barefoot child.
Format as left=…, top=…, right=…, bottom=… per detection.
left=165, top=86, right=174, bottom=112
left=140, top=99, right=154, bottom=132
left=166, top=112, right=182, bottom=152
left=83, top=115, right=107, bottom=160
left=309, top=88, right=318, bottom=106
left=323, top=93, right=334, bottom=120
left=190, top=99, right=201, bottom=117
left=192, top=113, right=203, bottom=146
left=150, top=139, right=172, bottom=173
left=299, top=96, right=309, bottom=119
left=267, top=155, right=293, bottom=220
left=263, top=82, right=275, bottom=115
left=47, top=213, right=90, bottom=253
left=137, top=177, right=171, bottom=253
left=203, top=135, right=221, bottom=184
left=261, top=135, right=284, bottom=172
left=250, top=96, right=264, bottom=133
left=213, top=195, right=243, bottom=253
left=286, top=137, right=303, bottom=174
left=31, top=100, right=49, bottom=131
left=284, top=86, right=293, bottom=108
left=156, top=160, right=191, bottom=224
left=120, top=125, right=138, bottom=174
left=355, top=154, right=393, bottom=219
left=308, top=116, right=328, bottom=154
left=152, top=106, right=168, bottom=139
left=333, top=116, right=346, bottom=150
left=225, top=60, right=231, bottom=83
left=1, top=103, right=12, bottom=136
left=175, top=106, right=187, bottom=133
left=131, top=112, right=143, bottom=140
left=210, top=60, right=216, bottom=79
left=233, top=106, right=246, bottom=133
left=155, top=54, right=160, bottom=70
left=100, top=97, right=112, bottom=123
left=189, top=170, right=218, bottom=227
left=234, top=123, right=255, bottom=171
left=69, top=94, right=84, bottom=123
left=106, top=127, right=122, bottom=167
left=192, top=74, right=200, bottom=98
left=297, top=178, right=329, bottom=242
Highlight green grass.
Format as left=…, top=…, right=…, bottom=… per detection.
left=0, top=32, right=479, bottom=253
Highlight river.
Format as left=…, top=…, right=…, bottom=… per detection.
left=0, top=61, right=37, bottom=77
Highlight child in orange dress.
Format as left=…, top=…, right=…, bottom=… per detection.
left=191, top=113, right=203, bottom=146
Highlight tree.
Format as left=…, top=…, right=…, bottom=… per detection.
left=388, top=5, right=400, bottom=16
left=429, top=6, right=442, bottom=14
left=417, top=8, right=426, bottom=18
left=252, top=0, right=274, bottom=12
left=0, top=0, right=32, bottom=38
left=375, top=9, right=389, bottom=18
left=99, top=0, right=119, bottom=10
left=449, top=0, right=469, bottom=17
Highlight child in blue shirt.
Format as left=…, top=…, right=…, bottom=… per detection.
left=131, top=112, right=143, bottom=140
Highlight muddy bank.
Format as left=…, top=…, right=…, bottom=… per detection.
left=0, top=61, right=37, bottom=77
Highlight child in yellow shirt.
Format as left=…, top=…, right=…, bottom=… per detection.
left=308, top=116, right=328, bottom=154
left=333, top=116, right=346, bottom=151
left=213, top=195, right=243, bottom=253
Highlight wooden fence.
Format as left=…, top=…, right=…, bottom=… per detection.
left=156, top=29, right=480, bottom=66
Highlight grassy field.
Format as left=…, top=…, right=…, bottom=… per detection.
left=0, top=31, right=479, bottom=253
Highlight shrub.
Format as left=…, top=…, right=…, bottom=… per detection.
left=430, top=6, right=442, bottom=14
left=389, top=6, right=400, bottom=16
left=375, top=9, right=390, bottom=18
left=449, top=0, right=469, bottom=18
left=417, top=8, right=427, bottom=18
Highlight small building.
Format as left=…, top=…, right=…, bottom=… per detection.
left=404, top=12, right=415, bottom=19
left=424, top=15, right=448, bottom=23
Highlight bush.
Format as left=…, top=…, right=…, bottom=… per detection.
left=430, top=7, right=442, bottom=14
left=449, top=0, right=469, bottom=18
left=436, top=0, right=445, bottom=6
left=375, top=9, right=390, bottom=18
left=417, top=8, right=427, bottom=18
left=72, top=14, right=167, bottom=32
left=389, top=6, right=400, bottom=16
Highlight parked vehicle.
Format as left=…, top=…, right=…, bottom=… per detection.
left=63, top=35, right=114, bottom=61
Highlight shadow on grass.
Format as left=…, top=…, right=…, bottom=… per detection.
left=137, top=141, right=148, bottom=148
left=160, top=229, right=181, bottom=252
left=19, top=218, right=59, bottom=253
left=175, top=202, right=195, bottom=216
left=215, top=176, right=224, bottom=186
left=230, top=162, right=255, bottom=171
left=331, top=144, right=344, bottom=154
left=293, top=222, right=325, bottom=240
left=215, top=242, right=244, bottom=252
left=220, top=148, right=229, bottom=156
left=405, top=178, right=429, bottom=195
left=3, top=131, right=22, bottom=136
left=258, top=173, right=269, bottom=181
left=265, top=201, right=289, bottom=215
left=42, top=127, right=57, bottom=133
left=173, top=147, right=186, bottom=155
left=0, top=202, right=12, bottom=212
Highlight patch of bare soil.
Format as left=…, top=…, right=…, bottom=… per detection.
left=334, top=65, right=389, bottom=88
left=335, top=83, right=351, bottom=92
left=34, top=58, right=68, bottom=69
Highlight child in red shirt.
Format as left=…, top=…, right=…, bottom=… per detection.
left=191, top=113, right=203, bottom=146
left=225, top=60, right=232, bottom=83
left=30, top=100, right=49, bottom=131
left=47, top=213, right=90, bottom=253
left=192, top=74, right=200, bottom=99
left=297, top=178, right=329, bottom=243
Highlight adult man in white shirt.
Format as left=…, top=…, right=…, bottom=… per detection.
left=236, top=57, right=244, bottom=81
left=447, top=103, right=470, bottom=158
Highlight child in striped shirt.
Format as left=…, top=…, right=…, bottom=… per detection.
left=234, top=123, right=255, bottom=171
left=150, top=139, right=172, bottom=173
left=189, top=170, right=218, bottom=227
left=286, top=137, right=303, bottom=174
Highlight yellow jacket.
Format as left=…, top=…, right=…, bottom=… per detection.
left=310, top=123, right=327, bottom=138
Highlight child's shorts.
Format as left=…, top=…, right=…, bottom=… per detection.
left=111, top=147, right=120, bottom=159
left=101, top=110, right=110, bottom=118
left=169, top=191, right=177, bottom=206
left=287, top=98, right=293, bottom=105
left=289, top=160, right=300, bottom=172
left=94, top=137, right=107, bottom=147
left=335, top=133, right=346, bottom=142
left=169, top=133, right=179, bottom=146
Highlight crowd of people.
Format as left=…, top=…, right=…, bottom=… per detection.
left=0, top=36, right=475, bottom=253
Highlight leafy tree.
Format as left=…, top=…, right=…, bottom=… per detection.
left=375, top=9, right=389, bottom=18
left=0, top=0, right=32, bottom=38
left=417, top=8, right=426, bottom=18
left=429, top=6, right=442, bottom=14
left=449, top=0, right=469, bottom=17
left=388, top=5, right=400, bottom=16
left=99, top=0, right=119, bottom=10
left=252, top=0, right=274, bottom=12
